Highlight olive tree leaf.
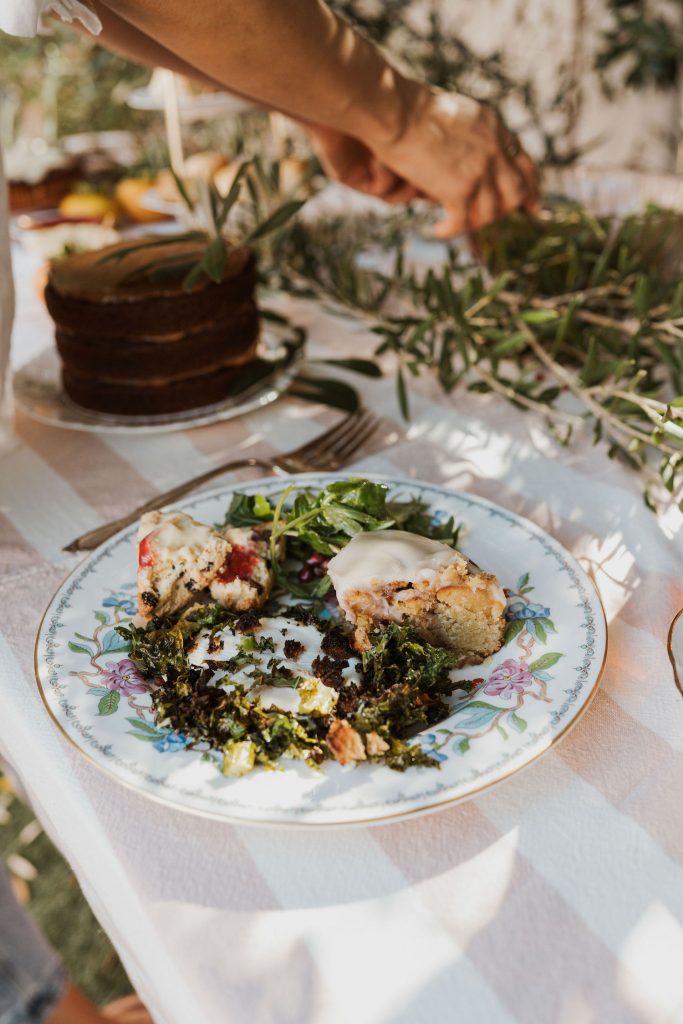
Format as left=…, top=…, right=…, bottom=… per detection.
left=246, top=199, right=305, bottom=242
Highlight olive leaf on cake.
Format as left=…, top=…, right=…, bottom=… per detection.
left=43, top=161, right=306, bottom=417
left=95, top=160, right=306, bottom=293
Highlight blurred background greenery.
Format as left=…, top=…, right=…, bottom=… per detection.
left=0, top=772, right=132, bottom=1005
left=2, top=1, right=683, bottom=170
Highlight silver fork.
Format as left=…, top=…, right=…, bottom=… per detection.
left=64, top=409, right=382, bottom=553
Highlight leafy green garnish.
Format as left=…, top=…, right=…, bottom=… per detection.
left=361, top=623, right=458, bottom=696
left=387, top=497, right=460, bottom=547
left=153, top=681, right=327, bottom=770
left=278, top=478, right=395, bottom=556
left=223, top=479, right=461, bottom=566
left=223, top=491, right=275, bottom=528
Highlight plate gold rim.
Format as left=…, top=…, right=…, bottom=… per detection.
left=667, top=607, right=683, bottom=700
left=33, top=479, right=609, bottom=829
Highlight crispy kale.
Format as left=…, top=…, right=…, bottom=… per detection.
left=120, top=479, right=467, bottom=776
left=116, top=602, right=237, bottom=683
left=361, top=623, right=458, bottom=696
left=152, top=680, right=327, bottom=774
left=124, top=612, right=461, bottom=774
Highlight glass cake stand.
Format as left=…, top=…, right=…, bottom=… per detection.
left=13, top=329, right=303, bottom=435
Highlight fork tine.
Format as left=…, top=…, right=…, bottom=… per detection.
left=326, top=418, right=380, bottom=466
left=313, top=409, right=375, bottom=459
left=280, top=409, right=360, bottom=462
left=310, top=412, right=380, bottom=470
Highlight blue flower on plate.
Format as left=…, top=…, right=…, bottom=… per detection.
left=103, top=592, right=137, bottom=616
left=420, top=733, right=448, bottom=762
left=506, top=600, right=550, bottom=621
left=153, top=732, right=189, bottom=753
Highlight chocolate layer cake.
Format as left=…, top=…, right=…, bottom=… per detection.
left=45, top=237, right=259, bottom=415
left=6, top=143, right=81, bottom=214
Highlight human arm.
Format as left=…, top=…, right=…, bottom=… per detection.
left=95, top=0, right=537, bottom=232
left=82, top=2, right=422, bottom=206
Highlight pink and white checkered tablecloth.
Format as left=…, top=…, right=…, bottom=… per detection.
left=2, top=241, right=683, bottom=1024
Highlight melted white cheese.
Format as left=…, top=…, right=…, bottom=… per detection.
left=327, top=530, right=465, bottom=598
left=187, top=616, right=360, bottom=715
left=153, top=517, right=218, bottom=555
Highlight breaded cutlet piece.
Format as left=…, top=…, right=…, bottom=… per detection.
left=137, top=510, right=231, bottom=622
left=209, top=523, right=284, bottom=612
left=327, top=530, right=506, bottom=666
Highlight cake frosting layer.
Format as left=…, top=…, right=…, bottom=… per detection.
left=327, top=529, right=507, bottom=665
left=47, top=236, right=261, bottom=416
left=54, top=303, right=259, bottom=381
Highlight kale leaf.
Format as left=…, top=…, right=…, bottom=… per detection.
left=361, top=623, right=458, bottom=696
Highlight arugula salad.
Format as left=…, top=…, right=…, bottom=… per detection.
left=118, top=479, right=472, bottom=776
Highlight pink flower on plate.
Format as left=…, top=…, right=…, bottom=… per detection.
left=102, top=659, right=148, bottom=695
left=484, top=659, right=533, bottom=700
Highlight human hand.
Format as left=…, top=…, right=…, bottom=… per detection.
left=102, top=995, right=154, bottom=1023
left=48, top=985, right=153, bottom=1024
left=306, top=125, right=424, bottom=205
left=370, top=87, right=538, bottom=237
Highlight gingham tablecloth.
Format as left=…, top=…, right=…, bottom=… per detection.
left=2, top=242, right=683, bottom=1024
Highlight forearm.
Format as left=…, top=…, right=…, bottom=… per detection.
left=101, top=0, right=422, bottom=146
left=88, top=2, right=250, bottom=99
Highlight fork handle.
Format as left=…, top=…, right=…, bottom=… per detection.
left=64, top=456, right=275, bottom=553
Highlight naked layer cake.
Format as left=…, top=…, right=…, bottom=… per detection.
left=6, top=141, right=81, bottom=214
left=45, top=237, right=259, bottom=416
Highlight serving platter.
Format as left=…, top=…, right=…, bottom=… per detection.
left=35, top=474, right=606, bottom=826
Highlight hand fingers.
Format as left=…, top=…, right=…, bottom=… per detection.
left=432, top=207, right=468, bottom=239
left=491, top=120, right=538, bottom=213
left=361, top=160, right=425, bottom=204
left=468, top=156, right=505, bottom=231
left=516, top=150, right=540, bottom=213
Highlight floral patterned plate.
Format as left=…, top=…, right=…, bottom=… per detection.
left=35, top=474, right=606, bottom=827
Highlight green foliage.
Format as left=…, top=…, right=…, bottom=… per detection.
left=266, top=201, right=683, bottom=513
left=597, top=1, right=683, bottom=92
left=267, top=478, right=462, bottom=559
left=361, top=623, right=458, bottom=696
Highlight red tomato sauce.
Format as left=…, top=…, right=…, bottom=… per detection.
left=138, top=535, right=155, bottom=568
left=216, top=544, right=258, bottom=583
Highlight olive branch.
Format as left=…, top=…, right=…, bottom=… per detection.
left=265, top=201, right=683, bottom=513
left=96, top=159, right=305, bottom=292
